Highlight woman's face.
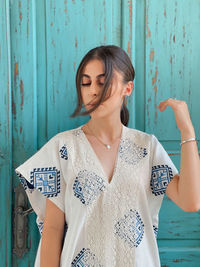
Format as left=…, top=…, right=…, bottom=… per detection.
left=80, top=59, right=129, bottom=118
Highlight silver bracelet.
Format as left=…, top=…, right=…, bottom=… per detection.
left=180, top=137, right=196, bottom=146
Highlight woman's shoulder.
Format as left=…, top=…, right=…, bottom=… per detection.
left=125, top=126, right=153, bottom=143
left=53, top=125, right=82, bottom=144
left=45, top=126, right=81, bottom=155
left=56, top=126, right=79, bottom=137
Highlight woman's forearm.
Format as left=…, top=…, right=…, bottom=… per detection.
left=41, top=225, right=64, bottom=267
left=178, top=128, right=200, bottom=211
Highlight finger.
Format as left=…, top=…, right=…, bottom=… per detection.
left=158, top=98, right=178, bottom=109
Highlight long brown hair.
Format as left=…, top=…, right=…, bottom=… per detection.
left=70, top=45, right=135, bottom=126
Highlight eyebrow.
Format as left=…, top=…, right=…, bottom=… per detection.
left=81, top=73, right=105, bottom=78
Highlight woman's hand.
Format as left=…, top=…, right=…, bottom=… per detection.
left=158, top=98, right=200, bottom=212
left=157, top=98, right=195, bottom=138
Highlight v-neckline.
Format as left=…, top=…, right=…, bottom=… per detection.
left=78, top=123, right=125, bottom=185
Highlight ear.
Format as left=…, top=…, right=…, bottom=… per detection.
left=123, top=81, right=134, bottom=97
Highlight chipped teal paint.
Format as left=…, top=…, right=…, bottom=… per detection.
left=2, top=0, right=134, bottom=266
left=0, top=1, right=12, bottom=266
left=143, top=0, right=200, bottom=266
left=145, top=0, right=200, bottom=140
left=1, top=0, right=199, bottom=266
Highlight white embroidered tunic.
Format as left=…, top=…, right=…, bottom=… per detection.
left=15, top=124, right=179, bottom=267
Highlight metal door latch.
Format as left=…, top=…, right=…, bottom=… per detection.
left=13, top=183, right=34, bottom=258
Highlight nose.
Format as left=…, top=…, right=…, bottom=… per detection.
left=90, top=83, right=100, bottom=96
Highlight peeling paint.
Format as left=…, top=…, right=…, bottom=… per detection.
left=170, top=56, right=172, bottom=64
left=51, top=39, right=56, bottom=48
left=152, top=68, right=158, bottom=85
left=173, top=35, right=176, bottom=43
left=173, top=258, right=189, bottom=263
left=75, top=37, right=77, bottom=48
left=174, top=15, right=177, bottom=26
left=183, top=26, right=186, bottom=38
left=14, top=63, right=19, bottom=82
left=154, top=85, right=157, bottom=96
left=19, top=1, right=22, bottom=23
left=146, top=6, right=151, bottom=38
left=127, top=0, right=132, bottom=55
left=20, top=80, right=24, bottom=110
left=127, top=41, right=130, bottom=55
left=150, top=48, right=154, bottom=62
left=64, top=0, right=67, bottom=14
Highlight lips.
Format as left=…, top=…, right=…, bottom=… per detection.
left=88, top=102, right=98, bottom=105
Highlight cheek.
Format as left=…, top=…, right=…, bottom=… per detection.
left=81, top=90, right=88, bottom=102
left=106, top=90, right=122, bottom=105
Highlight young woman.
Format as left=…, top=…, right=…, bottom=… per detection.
left=15, top=45, right=200, bottom=267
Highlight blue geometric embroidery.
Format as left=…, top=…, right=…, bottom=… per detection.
left=18, top=174, right=28, bottom=190
left=119, top=138, right=148, bottom=165
left=150, top=164, right=173, bottom=196
left=59, top=144, right=68, bottom=160
left=73, top=169, right=106, bottom=205
left=37, top=221, right=44, bottom=236
left=153, top=225, right=158, bottom=239
left=114, top=209, right=144, bottom=248
left=30, top=167, right=61, bottom=197
left=71, top=248, right=103, bottom=267
left=16, top=171, right=34, bottom=192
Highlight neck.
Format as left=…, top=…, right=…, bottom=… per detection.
left=86, top=118, right=123, bottom=143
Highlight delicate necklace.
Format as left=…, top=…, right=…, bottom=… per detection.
left=86, top=123, right=122, bottom=150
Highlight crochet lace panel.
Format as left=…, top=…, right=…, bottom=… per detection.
left=71, top=127, right=149, bottom=266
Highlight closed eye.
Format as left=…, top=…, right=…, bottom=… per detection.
left=81, top=83, right=104, bottom=86
left=81, top=83, right=90, bottom=86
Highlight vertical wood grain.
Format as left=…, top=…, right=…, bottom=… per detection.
left=0, top=1, right=12, bottom=266
left=1, top=0, right=199, bottom=265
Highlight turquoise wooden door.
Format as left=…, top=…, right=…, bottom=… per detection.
left=138, top=1, right=200, bottom=266
left=0, top=0, right=199, bottom=266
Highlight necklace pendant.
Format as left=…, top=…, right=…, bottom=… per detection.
left=106, top=144, right=111, bottom=149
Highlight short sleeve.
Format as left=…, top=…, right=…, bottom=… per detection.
left=150, top=134, right=179, bottom=196
left=14, top=134, right=66, bottom=225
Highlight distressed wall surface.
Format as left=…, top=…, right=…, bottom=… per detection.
left=0, top=0, right=199, bottom=266
left=139, top=1, right=200, bottom=266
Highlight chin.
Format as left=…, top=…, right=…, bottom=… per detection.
left=90, top=109, right=112, bottom=119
